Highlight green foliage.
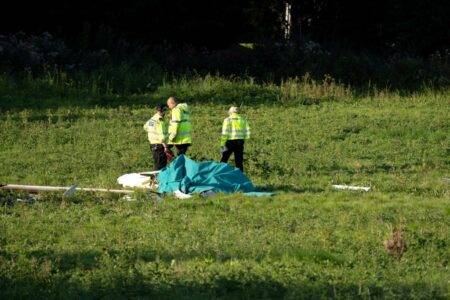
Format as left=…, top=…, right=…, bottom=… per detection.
left=152, top=43, right=450, bottom=90
left=2, top=31, right=449, bottom=92
left=0, top=73, right=449, bottom=298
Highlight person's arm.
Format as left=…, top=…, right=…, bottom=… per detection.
left=220, top=118, right=230, bottom=146
left=168, top=108, right=181, bottom=142
left=161, top=119, right=169, bottom=148
left=245, top=119, right=250, bottom=139
left=143, top=120, right=150, bottom=132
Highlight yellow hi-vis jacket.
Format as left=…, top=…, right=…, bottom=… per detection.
left=143, top=113, right=168, bottom=144
left=168, top=103, right=192, bottom=144
left=220, top=113, right=250, bottom=146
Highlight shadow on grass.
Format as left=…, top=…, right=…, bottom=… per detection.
left=0, top=95, right=152, bottom=111
left=0, top=76, right=340, bottom=111
left=1, top=273, right=445, bottom=299
left=0, top=246, right=343, bottom=271
left=1, top=249, right=447, bottom=298
left=256, top=184, right=325, bottom=194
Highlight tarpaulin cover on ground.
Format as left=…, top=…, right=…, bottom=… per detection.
left=157, top=155, right=270, bottom=196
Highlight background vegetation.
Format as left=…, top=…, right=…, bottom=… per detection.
left=2, top=0, right=449, bottom=55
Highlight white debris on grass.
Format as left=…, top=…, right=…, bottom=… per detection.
left=173, top=190, right=193, bottom=199
left=63, top=184, right=77, bottom=197
left=332, top=184, right=371, bottom=192
left=117, top=173, right=151, bottom=189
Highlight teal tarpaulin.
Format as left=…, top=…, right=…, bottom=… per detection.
left=157, top=155, right=263, bottom=195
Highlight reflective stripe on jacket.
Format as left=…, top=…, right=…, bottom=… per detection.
left=220, top=113, right=250, bottom=146
left=168, top=103, right=192, bottom=144
left=143, top=113, right=168, bottom=144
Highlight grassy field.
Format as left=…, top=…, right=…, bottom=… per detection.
left=1, top=74, right=449, bottom=298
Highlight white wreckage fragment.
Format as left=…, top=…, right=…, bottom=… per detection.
left=332, top=184, right=371, bottom=192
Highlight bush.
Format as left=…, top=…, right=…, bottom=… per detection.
left=0, top=32, right=149, bottom=74
left=0, top=32, right=70, bottom=73
left=151, top=40, right=450, bottom=91
left=1, top=32, right=449, bottom=92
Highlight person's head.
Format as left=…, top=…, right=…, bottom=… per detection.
left=228, top=106, right=238, bottom=115
left=166, top=96, right=178, bottom=109
left=156, top=104, right=167, bottom=117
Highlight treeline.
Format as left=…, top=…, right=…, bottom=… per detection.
left=1, top=1, right=449, bottom=91
left=1, top=0, right=449, bottom=55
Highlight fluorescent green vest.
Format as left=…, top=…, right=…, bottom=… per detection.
left=143, top=113, right=168, bottom=144
left=220, top=113, right=250, bottom=146
left=168, top=103, right=192, bottom=144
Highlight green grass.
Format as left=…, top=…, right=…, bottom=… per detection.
left=1, top=193, right=448, bottom=299
left=0, top=73, right=449, bottom=298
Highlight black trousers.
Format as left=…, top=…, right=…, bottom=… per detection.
left=220, top=139, right=245, bottom=172
left=151, top=144, right=167, bottom=171
left=172, top=144, right=190, bottom=156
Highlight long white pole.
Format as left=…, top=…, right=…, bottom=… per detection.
left=0, top=184, right=134, bottom=194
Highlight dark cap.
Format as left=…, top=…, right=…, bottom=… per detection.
left=156, top=104, right=167, bottom=112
